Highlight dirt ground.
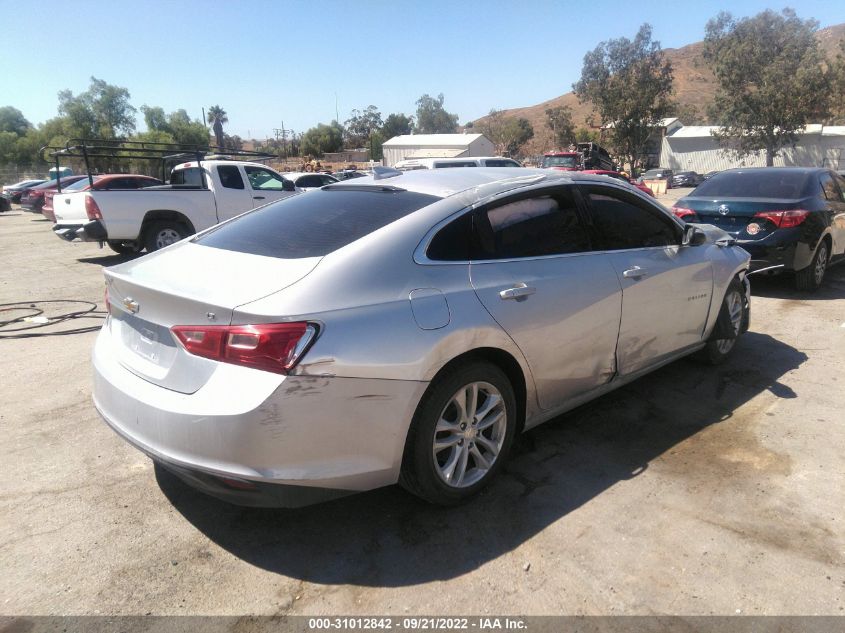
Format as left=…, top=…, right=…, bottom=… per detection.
left=0, top=196, right=843, bottom=616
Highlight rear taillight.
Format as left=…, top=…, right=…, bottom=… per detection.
left=672, top=206, right=697, bottom=220
left=753, top=209, right=810, bottom=229
left=171, top=322, right=317, bottom=375
left=85, top=194, right=103, bottom=220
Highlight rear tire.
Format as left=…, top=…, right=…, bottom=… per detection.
left=144, top=221, right=187, bottom=252
left=794, top=240, right=828, bottom=292
left=696, top=279, right=747, bottom=365
left=400, top=361, right=517, bottom=505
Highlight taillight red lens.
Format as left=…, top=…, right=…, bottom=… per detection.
left=753, top=209, right=810, bottom=229
left=171, top=322, right=316, bottom=374
left=672, top=206, right=697, bottom=220
left=85, top=194, right=103, bottom=220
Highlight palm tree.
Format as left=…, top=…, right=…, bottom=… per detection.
left=207, top=105, right=228, bottom=147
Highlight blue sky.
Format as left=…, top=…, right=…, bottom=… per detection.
left=2, top=0, right=843, bottom=140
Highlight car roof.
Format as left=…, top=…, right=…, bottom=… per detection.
left=322, top=167, right=627, bottom=199
left=716, top=166, right=827, bottom=175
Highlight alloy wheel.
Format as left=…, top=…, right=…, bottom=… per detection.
left=432, top=381, right=507, bottom=488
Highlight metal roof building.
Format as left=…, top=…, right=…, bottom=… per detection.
left=659, top=125, right=845, bottom=172
left=382, top=133, right=495, bottom=167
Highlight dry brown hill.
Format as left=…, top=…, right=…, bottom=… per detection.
left=477, top=23, right=845, bottom=155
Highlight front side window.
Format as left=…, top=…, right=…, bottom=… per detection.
left=245, top=166, right=285, bottom=191
left=582, top=186, right=681, bottom=250
left=475, top=188, right=590, bottom=259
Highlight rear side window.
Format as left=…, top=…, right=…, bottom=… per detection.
left=218, top=165, right=245, bottom=189
left=434, top=161, right=477, bottom=168
left=295, top=175, right=324, bottom=188
left=693, top=170, right=812, bottom=198
left=819, top=172, right=843, bottom=202
left=583, top=186, right=680, bottom=250
left=484, top=159, right=520, bottom=167
left=474, top=188, right=591, bottom=259
left=197, top=189, right=440, bottom=259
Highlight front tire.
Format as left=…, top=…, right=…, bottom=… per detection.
left=144, top=221, right=188, bottom=252
left=697, top=279, right=747, bottom=365
left=794, top=240, right=828, bottom=291
left=400, top=361, right=517, bottom=505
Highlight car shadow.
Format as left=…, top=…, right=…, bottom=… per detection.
left=750, top=264, right=845, bottom=300
left=76, top=253, right=144, bottom=266
left=156, top=331, right=805, bottom=587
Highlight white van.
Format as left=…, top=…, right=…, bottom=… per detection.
left=393, top=156, right=522, bottom=170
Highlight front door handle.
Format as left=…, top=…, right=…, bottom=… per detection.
left=499, top=283, right=536, bottom=300
left=253, top=195, right=265, bottom=200
left=622, top=266, right=648, bottom=279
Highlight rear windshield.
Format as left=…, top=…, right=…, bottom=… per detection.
left=64, top=177, right=99, bottom=191
left=170, top=167, right=204, bottom=186
left=196, top=188, right=441, bottom=259
left=692, top=170, right=813, bottom=198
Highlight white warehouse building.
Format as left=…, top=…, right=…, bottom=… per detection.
left=659, top=125, right=845, bottom=173
left=382, top=133, right=495, bottom=167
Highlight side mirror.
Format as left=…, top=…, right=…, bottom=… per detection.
left=682, top=224, right=707, bottom=246
left=282, top=179, right=296, bottom=192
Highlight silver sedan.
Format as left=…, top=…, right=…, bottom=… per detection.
left=93, top=168, right=751, bottom=507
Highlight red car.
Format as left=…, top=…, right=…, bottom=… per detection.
left=582, top=169, right=655, bottom=198
left=42, top=174, right=162, bottom=222
left=21, top=176, right=88, bottom=212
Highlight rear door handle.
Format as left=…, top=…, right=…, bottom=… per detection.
left=253, top=196, right=265, bottom=200
left=499, top=283, right=536, bottom=300
left=622, top=266, right=648, bottom=279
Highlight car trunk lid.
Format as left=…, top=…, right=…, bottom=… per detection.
left=678, top=196, right=811, bottom=240
left=104, top=241, right=321, bottom=393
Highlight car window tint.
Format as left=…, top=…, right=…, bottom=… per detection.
left=435, top=162, right=477, bottom=168
left=245, top=166, right=285, bottom=191
left=196, top=189, right=441, bottom=259
left=693, top=170, right=812, bottom=198
left=218, top=165, right=245, bottom=189
left=319, top=175, right=338, bottom=186
left=296, top=175, right=320, bottom=188
left=835, top=175, right=845, bottom=202
left=484, top=159, right=520, bottom=167
left=475, top=188, right=590, bottom=259
left=427, top=212, right=474, bottom=261
left=819, top=172, right=841, bottom=202
left=170, top=168, right=204, bottom=187
left=584, top=186, right=680, bottom=250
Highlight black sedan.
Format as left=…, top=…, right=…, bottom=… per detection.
left=671, top=171, right=704, bottom=187
left=672, top=167, right=845, bottom=290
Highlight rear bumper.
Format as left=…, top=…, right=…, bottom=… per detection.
left=92, top=326, right=427, bottom=507
left=53, top=220, right=107, bottom=242
left=737, top=227, right=815, bottom=273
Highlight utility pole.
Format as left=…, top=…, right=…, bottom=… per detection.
left=273, top=123, right=292, bottom=159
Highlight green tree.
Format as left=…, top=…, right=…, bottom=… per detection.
left=381, top=113, right=413, bottom=140
left=207, top=105, right=228, bottom=147
left=300, top=121, right=345, bottom=157
left=344, top=105, right=383, bottom=148
left=475, top=110, right=534, bottom=157
left=545, top=106, right=576, bottom=147
left=573, top=24, right=674, bottom=171
left=576, top=127, right=601, bottom=143
left=0, top=106, right=32, bottom=136
left=827, top=39, right=845, bottom=124
left=414, top=93, right=459, bottom=134
left=58, top=77, right=136, bottom=139
left=668, top=103, right=707, bottom=126
left=703, top=9, right=832, bottom=166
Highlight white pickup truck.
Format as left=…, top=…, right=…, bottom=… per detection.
left=53, top=160, right=298, bottom=253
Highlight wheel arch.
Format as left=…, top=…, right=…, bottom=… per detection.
left=140, top=210, right=197, bottom=237
left=423, top=347, right=529, bottom=435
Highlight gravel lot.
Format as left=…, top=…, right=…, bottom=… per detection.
left=1, top=194, right=843, bottom=616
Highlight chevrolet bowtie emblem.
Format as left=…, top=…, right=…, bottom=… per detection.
left=123, top=297, right=139, bottom=314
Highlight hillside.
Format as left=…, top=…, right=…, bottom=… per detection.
left=475, top=23, right=845, bottom=155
